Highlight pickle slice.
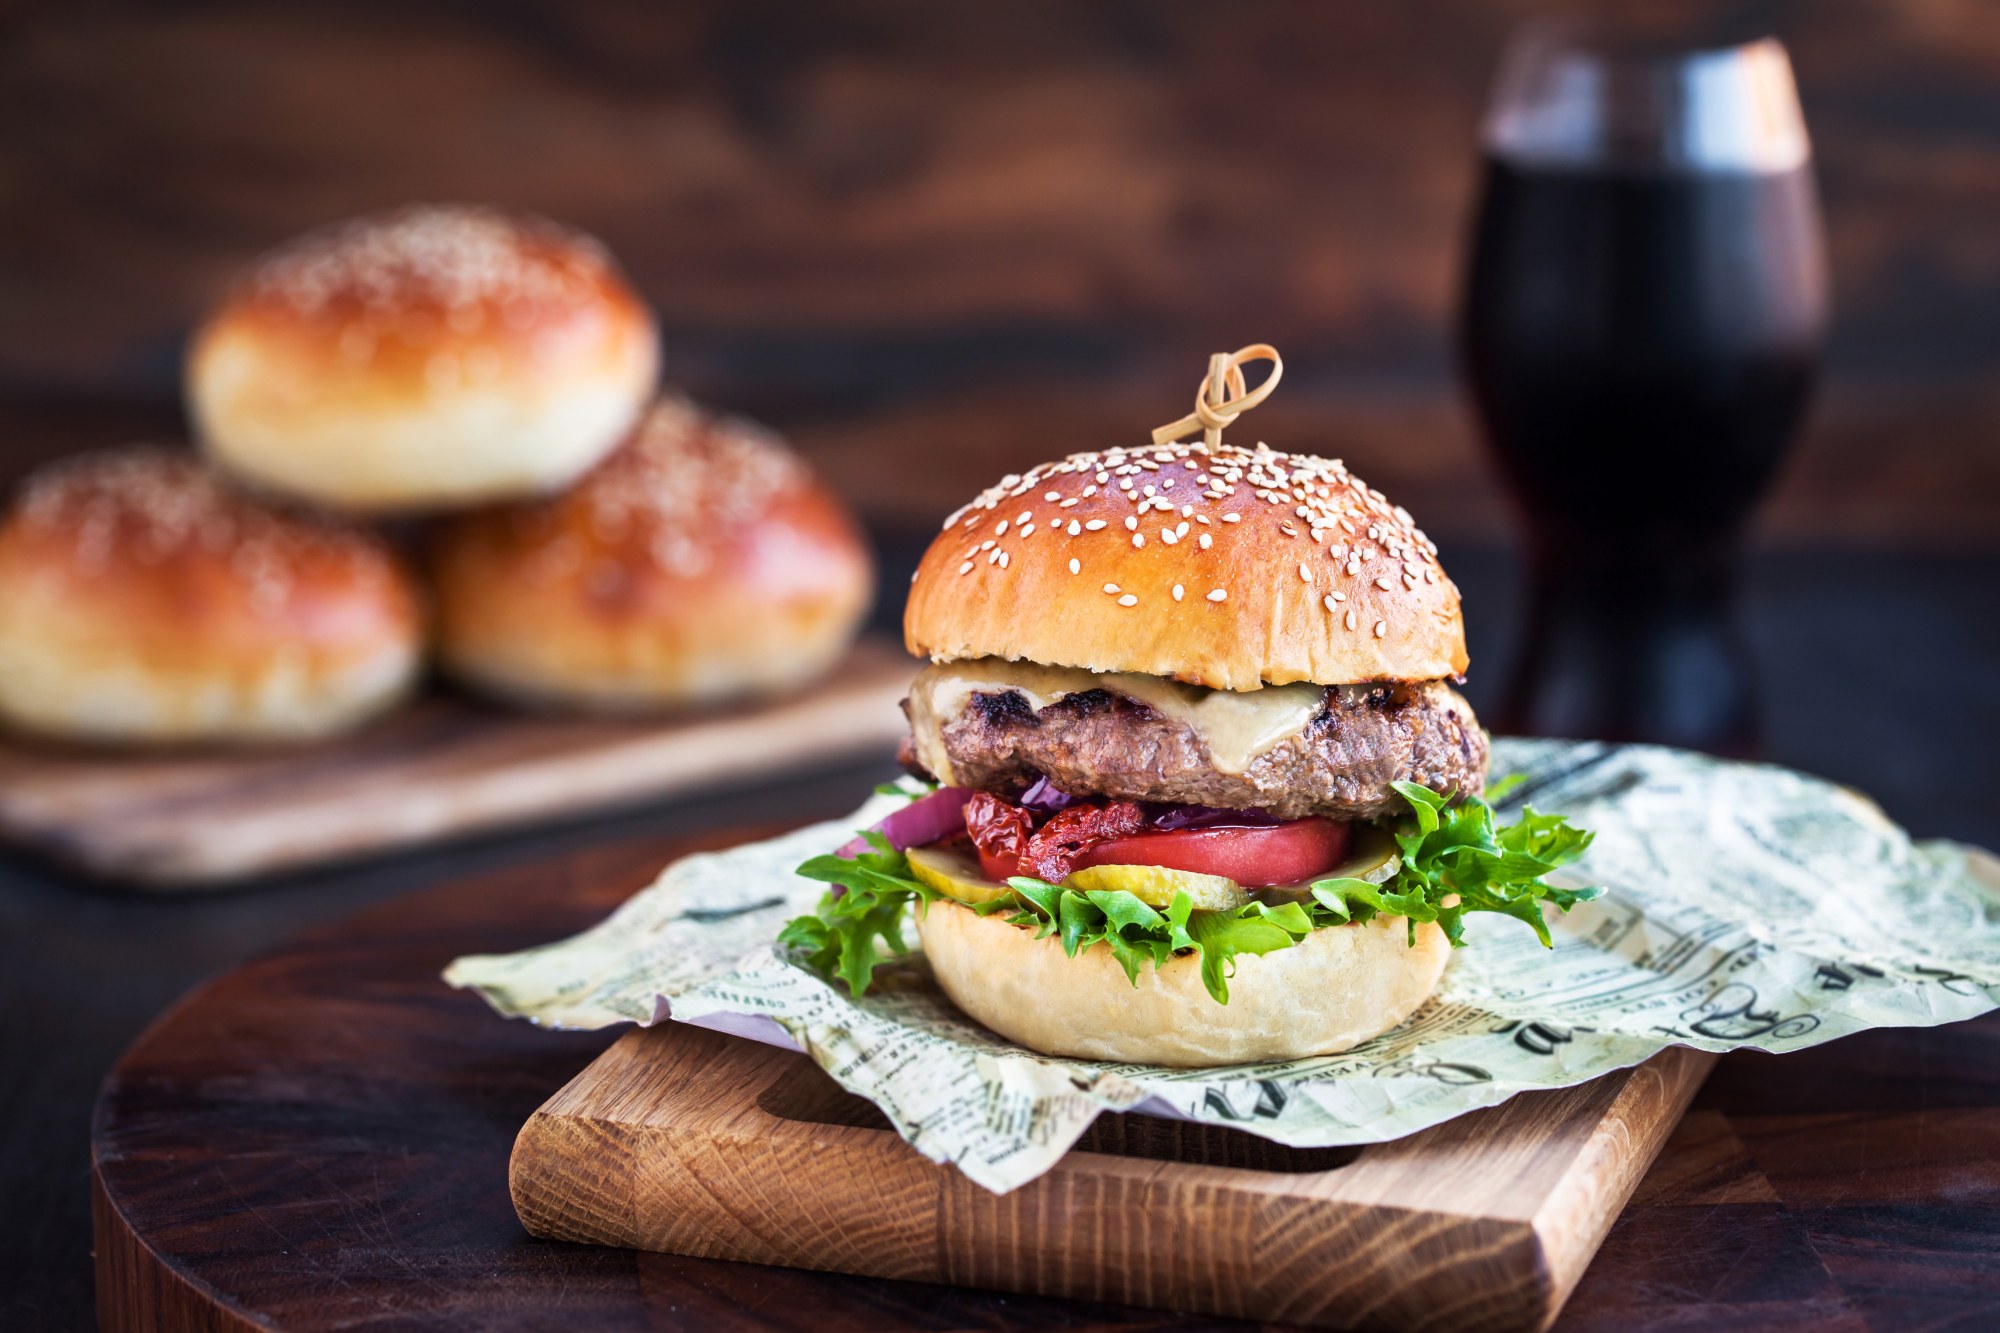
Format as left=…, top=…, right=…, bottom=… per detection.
left=906, top=845, right=1016, bottom=906
left=1063, top=863, right=1249, bottom=911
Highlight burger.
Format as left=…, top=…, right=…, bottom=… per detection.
left=781, top=351, right=1594, bottom=1067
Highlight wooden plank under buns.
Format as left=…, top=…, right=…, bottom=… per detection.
left=0, top=636, right=912, bottom=887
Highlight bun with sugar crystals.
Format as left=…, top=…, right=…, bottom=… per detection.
left=431, top=398, right=873, bottom=710
left=0, top=447, right=424, bottom=743
left=187, top=204, right=659, bottom=512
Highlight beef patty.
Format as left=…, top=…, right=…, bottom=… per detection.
left=901, top=678, right=1487, bottom=822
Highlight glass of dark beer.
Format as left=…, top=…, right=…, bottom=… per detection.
left=1460, top=23, right=1828, bottom=755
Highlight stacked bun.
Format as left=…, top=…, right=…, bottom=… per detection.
left=431, top=398, right=872, bottom=709
left=0, top=449, right=422, bottom=743
left=188, top=205, right=659, bottom=512
left=0, top=204, right=871, bottom=746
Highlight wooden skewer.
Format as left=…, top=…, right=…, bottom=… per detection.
left=1152, top=343, right=1284, bottom=448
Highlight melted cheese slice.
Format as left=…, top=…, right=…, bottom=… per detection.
left=907, top=658, right=1329, bottom=782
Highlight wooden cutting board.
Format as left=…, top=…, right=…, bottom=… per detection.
left=0, top=637, right=912, bottom=887
left=511, top=1022, right=1714, bottom=1332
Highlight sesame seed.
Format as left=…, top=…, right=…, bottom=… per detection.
left=1068, top=558, right=1080, bottom=574
left=1132, top=533, right=1145, bottom=548
left=1222, top=513, right=1242, bottom=524
left=959, top=561, right=973, bottom=575
left=999, top=551, right=1010, bottom=568
left=1298, top=562, right=1311, bottom=582
left=1375, top=576, right=1395, bottom=591
left=987, top=550, right=1002, bottom=565
left=996, top=520, right=1009, bottom=536
left=1344, top=608, right=1359, bottom=631
left=1173, top=584, right=1185, bottom=601
left=1017, top=510, right=1032, bottom=525
left=1044, top=491, right=1061, bottom=502
left=1373, top=619, right=1387, bottom=638
left=1206, top=588, right=1227, bottom=602
left=1198, top=533, right=1213, bottom=550
left=1117, top=593, right=1138, bottom=607
left=1103, top=583, right=1121, bottom=594
left=1067, top=520, right=1081, bottom=536
left=1059, top=498, right=1079, bottom=508
left=1161, top=528, right=1178, bottom=545
left=1085, top=519, right=1107, bottom=531
left=1123, top=516, right=1138, bottom=531
left=980, top=540, right=996, bottom=551
left=1322, top=594, right=1337, bottom=612
left=1020, top=524, right=1035, bottom=537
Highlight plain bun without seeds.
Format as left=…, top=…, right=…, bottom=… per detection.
left=904, top=439, right=1468, bottom=692
left=0, top=448, right=423, bottom=744
left=918, top=899, right=1450, bottom=1066
left=187, top=205, right=659, bottom=513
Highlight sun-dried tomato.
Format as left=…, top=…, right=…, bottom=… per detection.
left=1021, top=799, right=1146, bottom=882
left=963, top=791, right=1033, bottom=871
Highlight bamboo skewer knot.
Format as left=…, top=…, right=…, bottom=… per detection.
left=1151, top=344, right=1284, bottom=448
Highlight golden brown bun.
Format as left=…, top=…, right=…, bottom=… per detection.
left=0, top=448, right=424, bottom=744
left=906, top=441, right=1466, bottom=690
left=188, top=205, right=659, bottom=513
left=917, top=901, right=1448, bottom=1066
left=431, top=397, right=873, bottom=710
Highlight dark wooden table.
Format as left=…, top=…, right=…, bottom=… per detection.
left=86, top=821, right=1999, bottom=1332
left=7, top=542, right=2000, bottom=1329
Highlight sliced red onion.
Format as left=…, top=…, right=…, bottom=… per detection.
left=835, top=786, right=976, bottom=858
left=1017, top=775, right=1080, bottom=815
left=1144, top=802, right=1284, bottom=831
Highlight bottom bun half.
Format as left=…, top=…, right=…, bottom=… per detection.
left=915, top=901, right=1448, bottom=1067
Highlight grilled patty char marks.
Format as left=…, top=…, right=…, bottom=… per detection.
left=900, top=680, right=1486, bottom=822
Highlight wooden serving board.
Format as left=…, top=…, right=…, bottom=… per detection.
left=0, top=637, right=911, bottom=887
left=512, top=1023, right=1715, bottom=1332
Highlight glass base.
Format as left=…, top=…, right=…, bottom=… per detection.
left=1495, top=550, right=1760, bottom=757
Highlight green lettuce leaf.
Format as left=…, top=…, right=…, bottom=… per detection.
left=780, top=832, right=941, bottom=994
left=1311, top=781, right=1598, bottom=947
left=778, top=784, right=1598, bottom=1005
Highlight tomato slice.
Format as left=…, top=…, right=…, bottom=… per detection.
left=1077, top=819, right=1350, bottom=887
left=975, top=817, right=1349, bottom=888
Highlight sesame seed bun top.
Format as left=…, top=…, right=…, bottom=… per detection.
left=429, top=397, right=874, bottom=709
left=904, top=440, right=1467, bottom=690
left=0, top=447, right=423, bottom=742
left=187, top=204, right=658, bottom=512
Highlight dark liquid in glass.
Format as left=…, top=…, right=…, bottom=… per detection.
left=1461, top=154, right=1826, bottom=753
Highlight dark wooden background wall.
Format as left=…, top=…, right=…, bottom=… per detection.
left=4, top=0, right=1996, bottom=545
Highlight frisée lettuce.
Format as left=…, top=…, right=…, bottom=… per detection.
left=779, top=781, right=1597, bottom=1006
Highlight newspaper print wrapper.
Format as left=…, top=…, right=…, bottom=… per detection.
left=445, top=739, right=2000, bottom=1194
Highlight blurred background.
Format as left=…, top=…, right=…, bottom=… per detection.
left=6, top=1, right=1996, bottom=539
left=4, top=2, right=1999, bottom=1322
left=6, top=2, right=1997, bottom=835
